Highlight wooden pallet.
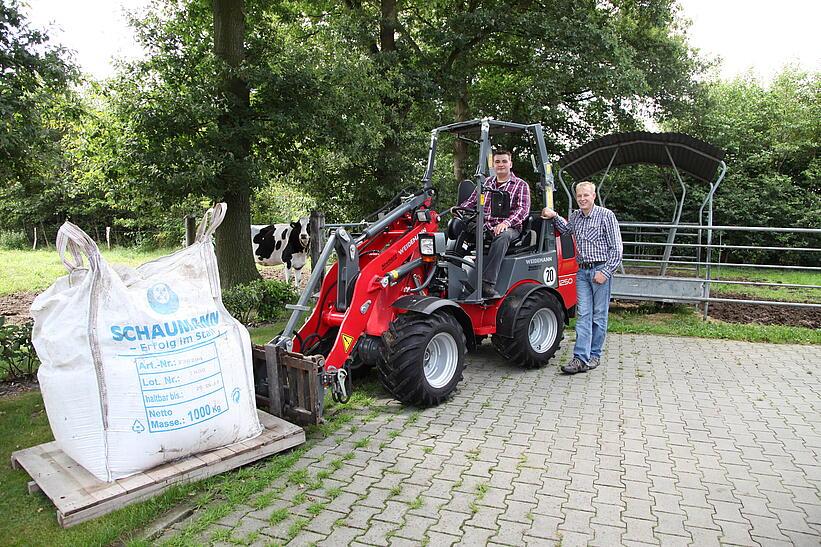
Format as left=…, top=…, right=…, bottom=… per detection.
left=11, top=411, right=304, bottom=528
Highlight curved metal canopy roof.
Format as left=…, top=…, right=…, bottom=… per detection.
left=557, top=132, right=726, bottom=183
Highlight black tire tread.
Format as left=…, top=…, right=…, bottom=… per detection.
left=378, top=311, right=466, bottom=406
left=492, top=291, right=563, bottom=369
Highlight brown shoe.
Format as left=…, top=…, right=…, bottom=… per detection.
left=561, top=356, right=589, bottom=374
left=482, top=282, right=500, bottom=299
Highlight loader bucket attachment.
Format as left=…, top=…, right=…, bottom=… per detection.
left=252, top=345, right=324, bottom=425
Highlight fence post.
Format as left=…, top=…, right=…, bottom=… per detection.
left=184, top=215, right=197, bottom=246
left=32, top=226, right=37, bottom=250
left=106, top=226, right=111, bottom=250
left=309, top=210, right=326, bottom=282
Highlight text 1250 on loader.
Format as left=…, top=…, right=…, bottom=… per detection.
left=253, top=118, right=579, bottom=424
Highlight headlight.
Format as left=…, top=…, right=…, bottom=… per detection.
left=419, top=236, right=435, bottom=256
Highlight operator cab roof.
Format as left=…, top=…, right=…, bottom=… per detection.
left=433, top=119, right=540, bottom=137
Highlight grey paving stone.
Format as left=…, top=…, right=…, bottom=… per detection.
left=563, top=489, right=595, bottom=512
left=490, top=520, right=531, bottom=545
left=499, top=499, right=537, bottom=525
left=623, top=516, right=658, bottom=543
left=289, top=530, right=327, bottom=546
left=388, top=536, right=422, bottom=547
left=559, top=507, right=594, bottom=533
left=393, top=514, right=436, bottom=541
left=653, top=511, right=691, bottom=538
left=407, top=495, right=449, bottom=520
left=624, top=497, right=656, bottom=522
left=716, top=519, right=758, bottom=546
left=688, top=526, right=723, bottom=546
left=346, top=504, right=381, bottom=529
left=591, top=501, right=626, bottom=529
left=527, top=513, right=563, bottom=540
left=556, top=529, right=595, bottom=546
left=140, top=335, right=821, bottom=547
left=457, top=525, right=495, bottom=545
left=425, top=530, right=461, bottom=546
left=355, top=519, right=400, bottom=545
left=783, top=529, right=821, bottom=546
left=589, top=523, right=624, bottom=546
left=477, top=486, right=510, bottom=509
left=429, top=508, right=471, bottom=535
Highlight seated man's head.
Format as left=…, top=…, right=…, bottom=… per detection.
left=493, top=149, right=512, bottom=181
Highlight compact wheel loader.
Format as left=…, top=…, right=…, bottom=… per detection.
left=255, top=119, right=579, bottom=424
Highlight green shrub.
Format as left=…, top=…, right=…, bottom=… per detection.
left=0, top=318, right=39, bottom=380
left=0, top=230, right=29, bottom=250
left=222, top=279, right=299, bottom=325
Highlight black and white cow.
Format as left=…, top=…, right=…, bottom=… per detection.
left=251, top=217, right=311, bottom=285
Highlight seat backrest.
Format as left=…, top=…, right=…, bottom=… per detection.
left=457, top=179, right=474, bottom=206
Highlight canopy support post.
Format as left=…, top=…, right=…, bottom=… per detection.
left=661, top=146, right=687, bottom=276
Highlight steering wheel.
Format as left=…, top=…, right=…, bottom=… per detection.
left=451, top=206, right=478, bottom=221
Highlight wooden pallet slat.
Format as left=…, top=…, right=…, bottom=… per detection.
left=11, top=410, right=304, bottom=528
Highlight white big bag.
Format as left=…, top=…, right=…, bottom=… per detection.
left=31, top=204, right=262, bottom=482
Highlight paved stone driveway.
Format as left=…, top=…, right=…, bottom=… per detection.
left=165, top=334, right=821, bottom=546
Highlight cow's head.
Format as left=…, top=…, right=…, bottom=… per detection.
left=290, top=217, right=311, bottom=251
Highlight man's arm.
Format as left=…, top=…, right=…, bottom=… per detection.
left=601, top=210, right=623, bottom=278
left=541, top=207, right=571, bottom=234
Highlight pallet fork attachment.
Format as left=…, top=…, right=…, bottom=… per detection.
left=252, top=345, right=325, bottom=425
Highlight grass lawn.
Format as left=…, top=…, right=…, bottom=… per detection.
left=606, top=303, right=820, bottom=345
left=707, top=265, right=821, bottom=303
left=0, top=248, right=177, bottom=296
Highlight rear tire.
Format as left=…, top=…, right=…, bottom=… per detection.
left=379, top=311, right=466, bottom=406
left=492, top=291, right=563, bottom=368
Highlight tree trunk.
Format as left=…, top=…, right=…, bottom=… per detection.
left=213, top=0, right=259, bottom=288
left=373, top=0, right=402, bottom=192
left=452, top=84, right=471, bottom=181
left=216, top=188, right=258, bottom=288
left=380, top=0, right=397, bottom=52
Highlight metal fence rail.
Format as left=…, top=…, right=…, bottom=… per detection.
left=613, top=221, right=821, bottom=318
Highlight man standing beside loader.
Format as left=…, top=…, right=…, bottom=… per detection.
left=542, top=181, right=623, bottom=374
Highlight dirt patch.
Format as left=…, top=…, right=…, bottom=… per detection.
left=707, top=292, right=821, bottom=329
left=0, top=378, right=39, bottom=397
left=257, top=264, right=312, bottom=290
left=0, top=293, right=37, bottom=325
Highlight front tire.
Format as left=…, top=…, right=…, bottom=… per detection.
left=492, top=291, right=563, bottom=368
left=379, top=311, right=467, bottom=406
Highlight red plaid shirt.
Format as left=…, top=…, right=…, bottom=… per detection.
left=459, top=172, right=531, bottom=231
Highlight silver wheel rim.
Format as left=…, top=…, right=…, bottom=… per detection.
left=423, top=332, right=459, bottom=389
left=529, top=308, right=558, bottom=353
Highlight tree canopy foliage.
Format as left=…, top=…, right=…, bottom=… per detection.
left=0, top=0, right=79, bottom=233
left=0, top=0, right=817, bottom=280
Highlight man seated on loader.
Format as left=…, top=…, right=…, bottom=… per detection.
left=453, top=148, right=531, bottom=298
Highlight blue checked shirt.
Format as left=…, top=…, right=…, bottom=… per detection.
left=553, top=205, right=623, bottom=278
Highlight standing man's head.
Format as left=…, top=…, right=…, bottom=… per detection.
left=493, top=149, right=513, bottom=182
left=575, top=181, right=596, bottom=215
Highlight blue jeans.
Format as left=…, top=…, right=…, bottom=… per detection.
left=574, top=267, right=612, bottom=363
